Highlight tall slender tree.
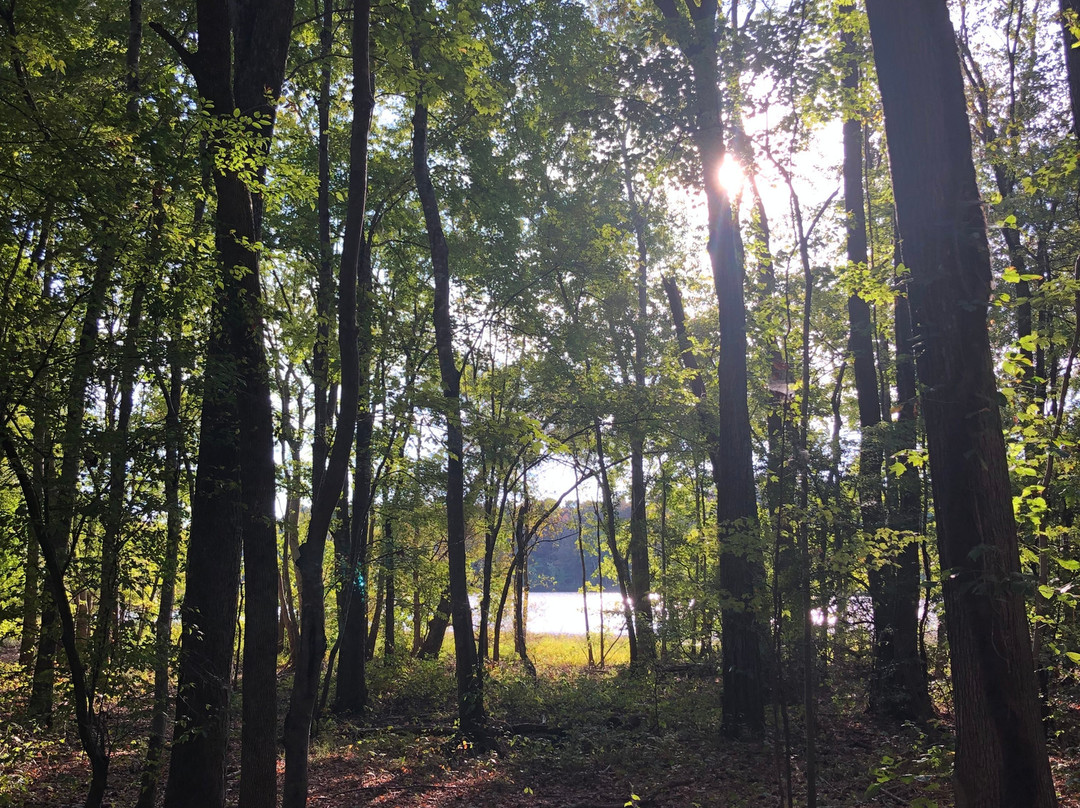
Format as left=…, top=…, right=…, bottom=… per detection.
left=839, top=3, right=930, bottom=721
left=652, top=0, right=764, bottom=736
left=283, top=0, right=373, bottom=802
left=409, top=0, right=485, bottom=740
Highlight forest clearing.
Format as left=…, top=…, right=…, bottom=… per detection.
left=3, top=0, right=1080, bottom=806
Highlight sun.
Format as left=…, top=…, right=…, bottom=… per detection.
left=717, top=153, right=746, bottom=197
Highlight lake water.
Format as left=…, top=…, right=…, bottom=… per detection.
left=473, top=591, right=630, bottom=636
left=470, top=591, right=936, bottom=638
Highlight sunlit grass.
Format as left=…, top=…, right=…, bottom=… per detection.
left=527, top=632, right=630, bottom=669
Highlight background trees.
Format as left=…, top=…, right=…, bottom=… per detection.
left=1, top=0, right=1078, bottom=805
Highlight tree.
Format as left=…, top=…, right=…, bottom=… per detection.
left=652, top=0, right=764, bottom=737
left=838, top=2, right=931, bottom=721
left=865, top=1, right=1057, bottom=804
left=282, top=0, right=373, bottom=802
left=408, top=0, right=486, bottom=741
left=155, top=0, right=294, bottom=805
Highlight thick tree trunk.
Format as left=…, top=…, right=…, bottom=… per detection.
left=866, top=2, right=1056, bottom=805
left=159, top=2, right=294, bottom=805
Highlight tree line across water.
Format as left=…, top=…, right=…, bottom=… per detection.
left=1, top=0, right=1079, bottom=806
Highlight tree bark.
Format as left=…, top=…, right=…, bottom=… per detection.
left=592, top=416, right=638, bottom=660
left=384, top=515, right=396, bottom=657
left=410, top=31, right=485, bottom=739
left=621, top=143, right=655, bottom=662
left=653, top=0, right=764, bottom=736
left=29, top=251, right=111, bottom=724
left=282, top=0, right=371, bottom=802
left=840, top=6, right=930, bottom=721
left=136, top=318, right=185, bottom=808
left=158, top=1, right=294, bottom=804
left=866, top=2, right=1056, bottom=804
left=4, top=436, right=109, bottom=808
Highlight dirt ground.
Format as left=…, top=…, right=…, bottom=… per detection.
left=3, top=646, right=1079, bottom=808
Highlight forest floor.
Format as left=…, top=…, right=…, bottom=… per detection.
left=2, top=637, right=1080, bottom=808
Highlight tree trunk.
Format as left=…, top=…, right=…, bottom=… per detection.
left=866, top=2, right=1056, bottom=804
left=592, top=416, right=638, bottom=660
left=410, top=40, right=485, bottom=738
left=158, top=2, right=294, bottom=804
left=367, top=565, right=384, bottom=658
left=90, top=274, right=145, bottom=692
left=653, top=0, right=764, bottom=736
left=136, top=321, right=185, bottom=808
left=840, top=7, right=930, bottom=720
left=19, top=517, right=39, bottom=669
left=621, top=144, right=655, bottom=662
left=282, top=0, right=371, bottom=803
left=29, top=251, right=111, bottom=724
left=384, top=515, right=396, bottom=657
left=417, top=591, right=452, bottom=659
left=575, top=488, right=595, bottom=667
left=3, top=437, right=110, bottom=808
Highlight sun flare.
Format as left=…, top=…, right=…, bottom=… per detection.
left=718, top=153, right=746, bottom=197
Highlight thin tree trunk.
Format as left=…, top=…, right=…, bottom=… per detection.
left=29, top=252, right=111, bottom=724
left=410, top=22, right=485, bottom=740
left=4, top=437, right=110, bottom=808
left=384, top=515, right=396, bottom=657
left=136, top=320, right=184, bottom=808
left=620, top=142, right=655, bottom=662
left=283, top=0, right=371, bottom=794
left=592, top=416, right=638, bottom=660
left=90, top=274, right=145, bottom=693
left=575, top=487, right=595, bottom=667
left=19, top=515, right=39, bottom=670
left=795, top=188, right=817, bottom=808
left=412, top=565, right=423, bottom=655
left=367, top=563, right=384, bottom=658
